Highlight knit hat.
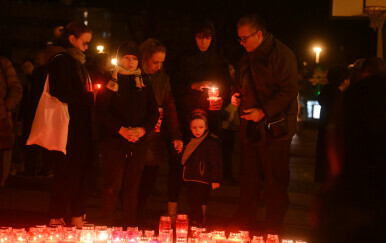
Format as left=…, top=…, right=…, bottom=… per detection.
left=116, top=41, right=140, bottom=61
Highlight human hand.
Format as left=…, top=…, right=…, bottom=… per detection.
left=127, top=127, right=146, bottom=142
left=112, top=65, right=121, bottom=80
left=191, top=81, right=212, bottom=91
left=212, top=183, right=220, bottom=190
left=241, top=108, right=265, bottom=122
left=208, top=97, right=223, bottom=110
left=119, top=126, right=133, bottom=141
left=231, top=93, right=241, bottom=107
left=172, top=140, right=183, bottom=153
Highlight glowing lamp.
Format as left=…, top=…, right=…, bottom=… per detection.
left=97, top=46, right=104, bottom=53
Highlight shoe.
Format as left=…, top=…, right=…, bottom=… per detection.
left=49, top=218, right=66, bottom=226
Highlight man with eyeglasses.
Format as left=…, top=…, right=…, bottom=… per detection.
left=231, top=14, right=298, bottom=235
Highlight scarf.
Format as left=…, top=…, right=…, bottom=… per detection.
left=67, top=47, right=92, bottom=92
left=181, top=131, right=209, bottom=165
left=107, top=67, right=145, bottom=92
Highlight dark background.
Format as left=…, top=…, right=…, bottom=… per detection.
left=0, top=0, right=381, bottom=66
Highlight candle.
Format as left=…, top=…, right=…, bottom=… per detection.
left=159, top=228, right=173, bottom=243
left=208, top=87, right=219, bottom=98
left=95, top=226, right=109, bottom=243
left=198, top=233, right=212, bottom=243
left=207, top=87, right=221, bottom=110
left=175, top=214, right=189, bottom=239
left=210, top=231, right=226, bottom=243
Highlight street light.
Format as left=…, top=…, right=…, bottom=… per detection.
left=97, top=45, right=104, bottom=53
left=313, top=46, right=322, bottom=64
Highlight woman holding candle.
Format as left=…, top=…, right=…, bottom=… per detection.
left=169, top=19, right=230, bottom=219
left=47, top=22, right=94, bottom=228
left=96, top=41, right=159, bottom=227
left=182, top=109, right=222, bottom=226
left=136, top=38, right=183, bottom=226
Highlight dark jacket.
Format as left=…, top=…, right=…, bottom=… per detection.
left=0, top=57, right=23, bottom=122
left=315, top=84, right=343, bottom=182
left=96, top=73, right=159, bottom=143
left=182, top=132, right=222, bottom=184
left=237, top=34, right=298, bottom=143
left=48, top=52, right=93, bottom=163
left=143, top=71, right=182, bottom=165
left=172, top=45, right=231, bottom=135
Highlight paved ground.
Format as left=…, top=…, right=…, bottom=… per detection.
left=0, top=124, right=318, bottom=242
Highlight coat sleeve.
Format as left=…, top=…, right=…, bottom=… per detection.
left=48, top=54, right=81, bottom=104
left=143, top=82, right=160, bottom=134
left=96, top=89, right=123, bottom=134
left=207, top=138, right=223, bottom=183
left=1, top=58, right=23, bottom=111
left=261, top=48, right=298, bottom=117
left=162, top=77, right=183, bottom=140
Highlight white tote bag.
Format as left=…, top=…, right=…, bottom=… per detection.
left=27, top=75, right=69, bottom=154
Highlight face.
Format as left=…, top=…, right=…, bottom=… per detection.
left=22, top=61, right=34, bottom=75
left=146, top=51, right=165, bottom=74
left=120, top=55, right=139, bottom=71
left=190, top=119, right=208, bottom=138
left=69, top=32, right=92, bottom=52
left=237, top=24, right=263, bottom=52
left=195, top=34, right=212, bottom=52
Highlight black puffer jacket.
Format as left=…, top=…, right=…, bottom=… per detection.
left=182, top=132, right=222, bottom=184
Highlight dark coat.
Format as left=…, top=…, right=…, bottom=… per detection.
left=236, top=34, right=298, bottom=144
left=143, top=71, right=182, bottom=165
left=172, top=45, right=231, bottom=135
left=48, top=53, right=93, bottom=163
left=315, top=84, right=343, bottom=182
left=182, top=132, right=222, bottom=184
left=96, top=73, right=159, bottom=144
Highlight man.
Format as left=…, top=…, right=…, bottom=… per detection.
left=231, top=14, right=298, bottom=235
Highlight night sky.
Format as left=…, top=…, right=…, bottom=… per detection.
left=0, top=0, right=380, bottom=66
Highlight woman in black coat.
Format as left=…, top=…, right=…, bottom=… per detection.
left=47, top=22, right=94, bottom=227
left=96, top=41, right=159, bottom=227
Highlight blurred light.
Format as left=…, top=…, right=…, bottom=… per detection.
left=84, top=11, right=88, bottom=18
left=111, top=58, right=117, bottom=66
left=313, top=46, right=322, bottom=63
left=97, top=45, right=104, bottom=53
left=84, top=20, right=88, bottom=26
left=307, top=100, right=321, bottom=119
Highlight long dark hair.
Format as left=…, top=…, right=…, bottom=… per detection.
left=57, top=22, right=92, bottom=48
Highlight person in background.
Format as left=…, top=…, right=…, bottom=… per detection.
left=182, top=109, right=222, bottom=226
left=314, top=65, right=350, bottom=183
left=96, top=41, right=159, bottom=227
left=0, top=56, right=23, bottom=188
left=47, top=22, right=94, bottom=228
left=220, top=63, right=239, bottom=184
left=311, top=57, right=386, bottom=242
left=136, top=38, right=183, bottom=226
left=231, top=14, right=298, bottom=235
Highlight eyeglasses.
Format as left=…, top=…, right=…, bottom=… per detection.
left=238, top=31, right=258, bottom=43
left=82, top=41, right=90, bottom=47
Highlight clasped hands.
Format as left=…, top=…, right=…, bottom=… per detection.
left=119, top=126, right=145, bottom=143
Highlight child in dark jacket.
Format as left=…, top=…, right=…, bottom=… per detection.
left=181, top=109, right=222, bottom=226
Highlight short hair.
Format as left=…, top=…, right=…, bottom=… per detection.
left=193, top=19, right=216, bottom=37
left=327, top=65, right=350, bottom=88
left=189, top=109, right=208, bottom=127
left=237, top=14, right=267, bottom=37
left=140, top=38, right=166, bottom=74
left=360, top=57, right=386, bottom=77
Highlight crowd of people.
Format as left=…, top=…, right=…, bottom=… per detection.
left=0, top=12, right=385, bottom=241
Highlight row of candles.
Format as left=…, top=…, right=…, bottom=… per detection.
left=0, top=214, right=307, bottom=243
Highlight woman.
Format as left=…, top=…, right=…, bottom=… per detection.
left=47, top=22, right=94, bottom=227
left=136, top=38, right=183, bottom=225
left=96, top=41, right=159, bottom=227
left=0, top=56, right=23, bottom=187
left=170, top=19, right=230, bottom=218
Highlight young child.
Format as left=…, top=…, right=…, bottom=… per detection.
left=181, top=109, right=222, bottom=226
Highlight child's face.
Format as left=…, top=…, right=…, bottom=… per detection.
left=190, top=119, right=207, bottom=138
left=120, top=55, right=138, bottom=71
